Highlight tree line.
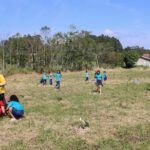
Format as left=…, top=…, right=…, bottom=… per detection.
left=0, top=26, right=149, bottom=72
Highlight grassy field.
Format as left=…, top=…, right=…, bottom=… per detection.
left=0, top=68, right=150, bottom=150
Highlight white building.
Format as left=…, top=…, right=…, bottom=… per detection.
left=136, top=55, right=150, bottom=67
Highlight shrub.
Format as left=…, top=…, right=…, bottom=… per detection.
left=124, top=50, right=139, bottom=68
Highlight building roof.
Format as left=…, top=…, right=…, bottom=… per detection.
left=143, top=53, right=150, bottom=57
left=141, top=56, right=150, bottom=61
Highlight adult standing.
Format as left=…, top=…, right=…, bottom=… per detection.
left=0, top=73, right=7, bottom=108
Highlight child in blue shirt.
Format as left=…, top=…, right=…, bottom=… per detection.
left=40, top=72, right=47, bottom=85
left=103, top=71, right=107, bottom=82
left=95, top=70, right=103, bottom=94
left=85, top=70, right=89, bottom=81
left=55, top=70, right=61, bottom=89
left=49, top=71, right=53, bottom=85
left=6, top=95, right=24, bottom=121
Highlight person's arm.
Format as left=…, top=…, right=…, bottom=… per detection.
left=6, top=105, right=9, bottom=112
left=1, top=106, right=5, bottom=114
left=0, top=83, right=6, bottom=86
left=6, top=102, right=11, bottom=112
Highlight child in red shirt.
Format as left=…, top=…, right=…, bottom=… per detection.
left=0, top=100, right=5, bottom=116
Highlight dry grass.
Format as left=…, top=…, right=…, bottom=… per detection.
left=0, top=68, right=150, bottom=150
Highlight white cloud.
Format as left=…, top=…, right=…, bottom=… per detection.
left=103, top=29, right=117, bottom=37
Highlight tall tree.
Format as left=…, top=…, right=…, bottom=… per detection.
left=40, top=26, right=51, bottom=66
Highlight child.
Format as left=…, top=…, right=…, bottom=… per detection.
left=40, top=72, right=47, bottom=85
left=85, top=70, right=89, bottom=81
left=95, top=70, right=103, bottom=94
left=6, top=95, right=24, bottom=121
left=103, top=71, right=107, bottom=82
left=49, top=71, right=53, bottom=85
left=0, top=100, right=5, bottom=116
left=55, top=70, right=61, bottom=89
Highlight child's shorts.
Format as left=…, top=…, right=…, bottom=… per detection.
left=96, top=80, right=103, bottom=86
left=104, top=77, right=107, bottom=81
left=86, top=77, right=89, bottom=81
left=12, top=108, right=24, bottom=119
left=56, top=81, right=60, bottom=89
left=50, top=79, right=53, bottom=85
left=40, top=79, right=47, bottom=84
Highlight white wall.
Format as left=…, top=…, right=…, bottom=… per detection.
left=136, top=58, right=150, bottom=67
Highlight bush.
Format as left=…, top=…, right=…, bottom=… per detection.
left=124, top=50, right=139, bottom=68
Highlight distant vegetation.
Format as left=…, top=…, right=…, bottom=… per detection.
left=0, top=26, right=149, bottom=72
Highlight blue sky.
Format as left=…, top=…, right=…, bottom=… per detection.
left=0, top=0, right=150, bottom=49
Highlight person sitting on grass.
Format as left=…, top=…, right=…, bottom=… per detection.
left=6, top=95, right=24, bottom=121
left=95, top=70, right=103, bottom=94
left=85, top=69, right=89, bottom=81
left=0, top=99, right=5, bottom=117
left=40, top=72, right=47, bottom=85
left=55, top=70, right=61, bottom=89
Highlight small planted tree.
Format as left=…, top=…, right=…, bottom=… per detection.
left=124, top=50, right=139, bottom=68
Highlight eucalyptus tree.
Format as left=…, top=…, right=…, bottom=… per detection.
left=40, top=26, right=51, bottom=66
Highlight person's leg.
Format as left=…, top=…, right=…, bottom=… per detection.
left=0, top=107, right=3, bottom=116
left=7, top=107, right=16, bottom=119
left=56, top=81, right=58, bottom=87
left=40, top=79, right=43, bottom=84
left=55, top=81, right=59, bottom=89
left=98, top=86, right=100, bottom=93
left=99, top=86, right=102, bottom=94
left=8, top=108, right=24, bottom=120
left=1, top=106, right=5, bottom=115
left=100, top=80, right=103, bottom=94
left=50, top=79, right=52, bottom=85
left=104, top=78, right=107, bottom=84
left=96, top=82, right=98, bottom=92
left=41, top=79, right=46, bottom=85
left=57, top=81, right=60, bottom=89
left=96, top=85, right=98, bottom=92
left=96, top=81, right=100, bottom=93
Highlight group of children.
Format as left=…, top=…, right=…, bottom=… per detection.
left=40, top=70, right=61, bottom=89
left=85, top=70, right=108, bottom=94
left=0, top=69, right=106, bottom=121
left=0, top=95, right=24, bottom=121
left=40, top=69, right=107, bottom=94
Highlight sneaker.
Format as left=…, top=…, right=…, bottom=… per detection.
left=10, top=118, right=17, bottom=122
